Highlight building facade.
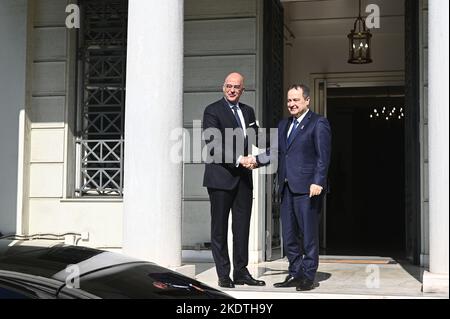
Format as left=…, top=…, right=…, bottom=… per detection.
left=0, top=0, right=447, bottom=293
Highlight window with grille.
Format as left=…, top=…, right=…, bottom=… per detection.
left=75, top=0, right=128, bottom=197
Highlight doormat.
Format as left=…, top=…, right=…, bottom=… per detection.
left=319, top=258, right=397, bottom=264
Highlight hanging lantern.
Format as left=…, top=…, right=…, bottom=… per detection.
left=348, top=0, right=373, bottom=64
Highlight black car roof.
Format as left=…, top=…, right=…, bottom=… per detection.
left=0, top=239, right=144, bottom=281
left=0, top=239, right=232, bottom=299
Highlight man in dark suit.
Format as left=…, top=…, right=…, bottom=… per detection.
left=253, top=84, right=331, bottom=291
left=202, top=72, right=265, bottom=288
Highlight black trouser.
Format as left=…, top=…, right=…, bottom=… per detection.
left=207, top=179, right=253, bottom=279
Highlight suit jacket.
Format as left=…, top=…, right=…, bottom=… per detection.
left=202, top=98, right=259, bottom=190
left=258, top=110, right=331, bottom=194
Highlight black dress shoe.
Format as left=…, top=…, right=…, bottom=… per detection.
left=234, top=274, right=266, bottom=286
left=218, top=277, right=235, bottom=288
left=273, top=275, right=303, bottom=288
left=296, top=278, right=315, bottom=291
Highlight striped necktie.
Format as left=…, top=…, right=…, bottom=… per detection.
left=287, top=118, right=299, bottom=144
left=232, top=105, right=243, bottom=128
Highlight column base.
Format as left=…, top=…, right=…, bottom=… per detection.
left=181, top=249, right=213, bottom=262
left=248, top=249, right=264, bottom=264
left=422, top=271, right=449, bottom=293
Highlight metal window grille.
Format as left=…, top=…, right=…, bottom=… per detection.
left=75, top=0, right=128, bottom=197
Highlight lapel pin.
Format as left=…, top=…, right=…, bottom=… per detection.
left=301, top=125, right=305, bottom=130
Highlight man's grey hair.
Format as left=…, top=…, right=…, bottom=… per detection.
left=288, top=84, right=311, bottom=99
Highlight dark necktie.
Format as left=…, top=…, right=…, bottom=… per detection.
left=232, top=105, right=243, bottom=128
left=287, top=118, right=299, bottom=144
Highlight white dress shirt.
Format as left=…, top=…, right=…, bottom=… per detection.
left=287, top=109, right=309, bottom=138
left=227, top=101, right=248, bottom=167
left=229, top=102, right=247, bottom=137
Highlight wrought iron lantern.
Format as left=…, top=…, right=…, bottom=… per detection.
left=348, top=0, right=372, bottom=64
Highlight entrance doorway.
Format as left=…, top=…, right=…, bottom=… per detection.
left=325, top=86, right=406, bottom=257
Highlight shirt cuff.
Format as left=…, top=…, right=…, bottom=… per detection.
left=236, top=155, right=243, bottom=167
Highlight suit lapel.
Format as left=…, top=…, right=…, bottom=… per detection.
left=240, top=106, right=249, bottom=128
left=280, top=119, right=290, bottom=151
left=221, top=98, right=239, bottom=129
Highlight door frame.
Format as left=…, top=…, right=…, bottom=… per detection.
left=310, top=71, right=409, bottom=251
left=263, top=0, right=284, bottom=261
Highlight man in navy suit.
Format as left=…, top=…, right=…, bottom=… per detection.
left=202, top=72, right=265, bottom=288
left=253, top=84, right=331, bottom=291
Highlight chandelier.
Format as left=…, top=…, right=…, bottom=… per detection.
left=369, top=106, right=405, bottom=120
left=348, top=0, right=373, bottom=64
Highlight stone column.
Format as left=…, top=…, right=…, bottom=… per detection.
left=123, top=0, right=183, bottom=268
left=423, top=0, right=449, bottom=294
left=0, top=0, right=28, bottom=236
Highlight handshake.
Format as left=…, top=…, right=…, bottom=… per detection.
left=239, top=155, right=258, bottom=170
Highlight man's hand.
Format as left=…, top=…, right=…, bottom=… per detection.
left=309, top=184, right=323, bottom=198
left=240, top=156, right=258, bottom=170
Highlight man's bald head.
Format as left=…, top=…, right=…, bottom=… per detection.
left=223, top=72, right=245, bottom=104
left=224, top=72, right=244, bottom=85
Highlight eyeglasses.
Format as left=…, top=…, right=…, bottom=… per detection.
left=224, top=84, right=243, bottom=91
